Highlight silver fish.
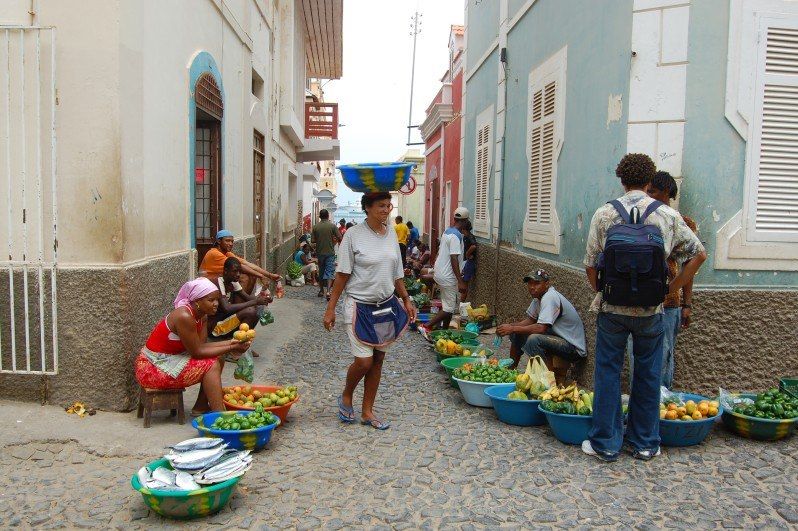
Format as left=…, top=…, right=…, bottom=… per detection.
left=152, top=466, right=176, bottom=486
left=194, top=451, right=252, bottom=484
left=175, top=470, right=201, bottom=491
left=195, top=461, right=252, bottom=485
left=144, top=479, right=183, bottom=491
left=168, top=437, right=224, bottom=452
left=137, top=466, right=151, bottom=486
left=169, top=449, right=236, bottom=472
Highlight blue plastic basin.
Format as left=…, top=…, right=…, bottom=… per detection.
left=484, top=383, right=546, bottom=426
left=539, top=405, right=592, bottom=445
left=192, top=411, right=280, bottom=451
left=660, top=392, right=722, bottom=447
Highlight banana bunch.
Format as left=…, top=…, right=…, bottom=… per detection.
left=539, top=384, right=594, bottom=416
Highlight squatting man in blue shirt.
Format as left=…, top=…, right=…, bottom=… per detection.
left=496, top=269, right=587, bottom=386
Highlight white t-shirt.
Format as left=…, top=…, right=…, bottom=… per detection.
left=433, top=229, right=464, bottom=287
left=336, top=222, right=404, bottom=304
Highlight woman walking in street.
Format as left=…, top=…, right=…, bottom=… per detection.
left=324, top=192, right=417, bottom=430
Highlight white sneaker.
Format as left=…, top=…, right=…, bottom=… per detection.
left=632, top=447, right=661, bottom=461
left=581, top=440, right=618, bottom=462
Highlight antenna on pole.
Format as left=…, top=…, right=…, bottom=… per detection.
left=406, top=11, right=423, bottom=146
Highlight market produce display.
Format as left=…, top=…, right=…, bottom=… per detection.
left=731, top=388, right=798, bottom=420
left=430, top=330, right=476, bottom=344
left=286, top=261, right=303, bottom=280
left=660, top=398, right=720, bottom=421
left=223, top=384, right=298, bottom=409
left=466, top=304, right=490, bottom=321
left=411, top=292, right=430, bottom=308
left=507, top=372, right=548, bottom=400
left=434, top=337, right=487, bottom=357
left=232, top=322, right=256, bottom=343
left=403, top=277, right=423, bottom=292
left=539, top=384, right=594, bottom=416
left=211, top=405, right=278, bottom=431
left=452, top=360, right=518, bottom=383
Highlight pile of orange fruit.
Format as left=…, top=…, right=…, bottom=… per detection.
left=232, top=322, right=256, bottom=342
left=660, top=399, right=720, bottom=421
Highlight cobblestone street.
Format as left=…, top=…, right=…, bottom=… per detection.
left=1, top=286, right=797, bottom=529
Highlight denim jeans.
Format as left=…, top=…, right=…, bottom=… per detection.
left=510, top=332, right=581, bottom=363
left=626, top=307, right=680, bottom=389
left=589, top=312, right=664, bottom=457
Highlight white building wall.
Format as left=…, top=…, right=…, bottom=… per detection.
left=0, top=0, right=313, bottom=266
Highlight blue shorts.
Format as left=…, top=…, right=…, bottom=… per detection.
left=318, top=254, right=336, bottom=280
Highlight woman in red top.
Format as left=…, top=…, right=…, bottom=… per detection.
left=135, top=278, right=250, bottom=414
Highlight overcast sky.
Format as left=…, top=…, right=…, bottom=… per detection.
left=323, top=0, right=465, bottom=205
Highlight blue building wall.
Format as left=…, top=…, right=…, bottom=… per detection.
left=462, top=0, right=797, bottom=288
left=682, top=0, right=798, bottom=287
left=465, top=0, right=499, bottom=72
left=462, top=48, right=499, bottom=233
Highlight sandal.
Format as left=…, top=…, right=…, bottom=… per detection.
left=361, top=417, right=390, bottom=430
left=337, top=396, right=355, bottom=423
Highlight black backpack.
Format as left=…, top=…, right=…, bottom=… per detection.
left=597, top=200, right=668, bottom=307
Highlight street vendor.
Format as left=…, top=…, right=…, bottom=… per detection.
left=134, top=278, right=251, bottom=415
left=496, top=269, right=586, bottom=386
left=199, top=229, right=280, bottom=293
left=207, top=257, right=272, bottom=356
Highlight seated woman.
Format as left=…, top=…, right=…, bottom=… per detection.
left=208, top=257, right=272, bottom=343
left=134, top=278, right=250, bottom=414
left=294, top=243, right=319, bottom=286
left=410, top=242, right=431, bottom=275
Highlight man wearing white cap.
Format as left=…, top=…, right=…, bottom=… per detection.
left=419, top=207, right=470, bottom=336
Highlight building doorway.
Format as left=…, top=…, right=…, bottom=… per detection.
left=193, top=73, right=223, bottom=266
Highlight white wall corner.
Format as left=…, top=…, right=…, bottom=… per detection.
left=715, top=210, right=798, bottom=270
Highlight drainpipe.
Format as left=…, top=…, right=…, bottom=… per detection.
left=492, top=47, right=509, bottom=312
left=29, top=0, right=38, bottom=25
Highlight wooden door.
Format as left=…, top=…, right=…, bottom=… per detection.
left=253, top=131, right=266, bottom=264
left=195, top=120, right=222, bottom=265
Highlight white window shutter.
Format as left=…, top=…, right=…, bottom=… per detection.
left=750, top=23, right=798, bottom=241
left=522, top=46, right=566, bottom=254
left=527, top=80, right=556, bottom=226
left=475, top=121, right=491, bottom=225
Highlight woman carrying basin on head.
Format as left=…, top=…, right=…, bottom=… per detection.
left=323, top=192, right=417, bottom=430
left=134, top=277, right=251, bottom=415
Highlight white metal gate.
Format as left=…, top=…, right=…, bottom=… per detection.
left=0, top=27, right=58, bottom=375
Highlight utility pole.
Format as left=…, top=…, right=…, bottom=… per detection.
left=406, top=11, right=422, bottom=146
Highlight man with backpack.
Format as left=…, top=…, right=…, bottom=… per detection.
left=582, top=154, right=706, bottom=462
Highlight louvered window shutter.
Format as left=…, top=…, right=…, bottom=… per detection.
left=475, top=124, right=490, bottom=222
left=527, top=79, right=557, bottom=226
left=751, top=23, right=798, bottom=241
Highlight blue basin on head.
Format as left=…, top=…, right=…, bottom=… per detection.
left=338, top=162, right=415, bottom=192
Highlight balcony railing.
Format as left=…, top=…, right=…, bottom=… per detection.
left=305, top=102, right=338, bottom=139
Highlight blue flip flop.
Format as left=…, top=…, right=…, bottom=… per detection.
left=337, top=396, right=355, bottom=423
left=361, top=417, right=390, bottom=430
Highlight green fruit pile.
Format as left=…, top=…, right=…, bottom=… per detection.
left=432, top=330, right=469, bottom=344
left=453, top=361, right=517, bottom=384
left=733, top=388, right=798, bottom=420
left=211, top=404, right=278, bottom=431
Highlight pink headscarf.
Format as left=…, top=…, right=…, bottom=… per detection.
left=173, top=278, right=218, bottom=309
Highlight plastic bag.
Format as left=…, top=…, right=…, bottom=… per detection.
left=233, top=351, right=255, bottom=383
left=660, top=386, right=685, bottom=406
left=718, top=387, right=753, bottom=411
left=525, top=355, right=556, bottom=392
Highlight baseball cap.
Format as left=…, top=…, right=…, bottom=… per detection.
left=216, top=229, right=234, bottom=240
left=454, top=207, right=470, bottom=220
left=523, top=269, right=550, bottom=283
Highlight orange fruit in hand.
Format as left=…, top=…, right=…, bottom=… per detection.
left=246, top=329, right=256, bottom=341
left=239, top=323, right=250, bottom=332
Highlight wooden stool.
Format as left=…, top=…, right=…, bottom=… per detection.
left=137, top=387, right=186, bottom=428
